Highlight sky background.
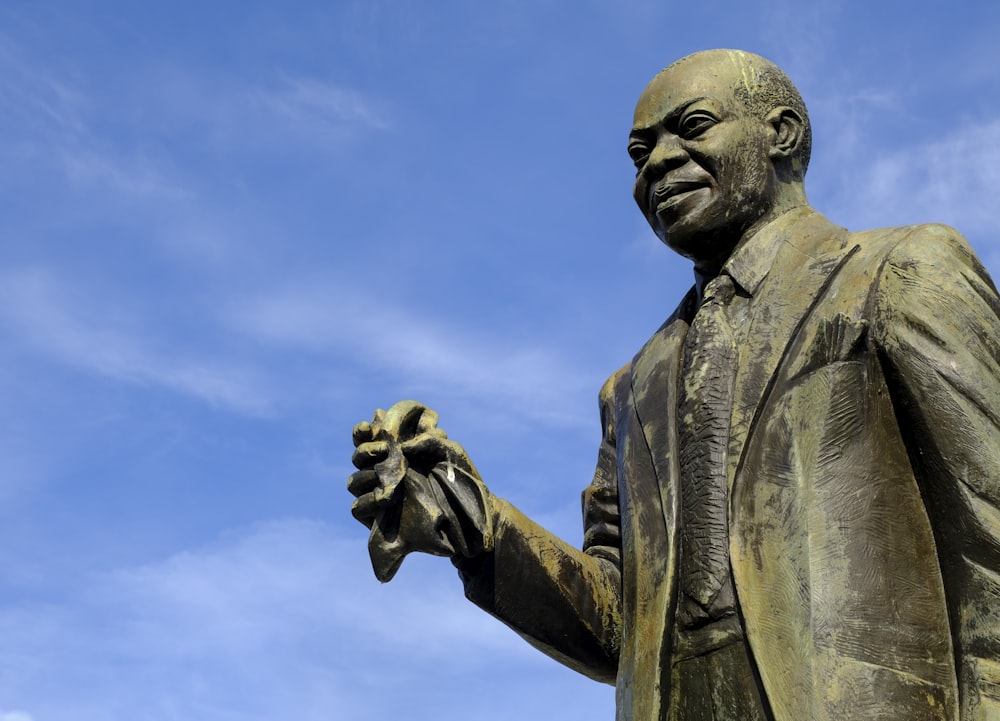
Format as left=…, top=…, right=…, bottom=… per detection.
left=2, top=1, right=1000, bottom=719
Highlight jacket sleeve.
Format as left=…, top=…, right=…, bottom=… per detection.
left=871, top=224, right=1000, bottom=679
left=457, top=368, right=626, bottom=685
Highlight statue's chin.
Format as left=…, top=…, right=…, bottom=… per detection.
left=660, top=225, right=738, bottom=269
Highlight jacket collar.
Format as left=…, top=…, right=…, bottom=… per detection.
left=693, top=205, right=815, bottom=304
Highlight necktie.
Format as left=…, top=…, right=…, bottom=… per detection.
left=678, top=273, right=737, bottom=611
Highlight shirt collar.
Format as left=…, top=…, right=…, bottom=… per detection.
left=695, top=205, right=814, bottom=300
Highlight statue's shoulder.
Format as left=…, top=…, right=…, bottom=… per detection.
left=597, top=363, right=632, bottom=444
left=599, top=362, right=632, bottom=407
left=844, top=222, right=996, bottom=316
left=846, top=222, right=973, bottom=266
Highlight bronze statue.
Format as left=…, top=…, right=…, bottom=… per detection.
left=348, top=49, right=1000, bottom=720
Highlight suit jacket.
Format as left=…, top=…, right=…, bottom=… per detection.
left=461, top=208, right=1000, bottom=721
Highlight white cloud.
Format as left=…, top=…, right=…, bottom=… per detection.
left=56, top=145, right=189, bottom=200
left=142, top=70, right=390, bottom=157
left=104, top=519, right=526, bottom=662
left=0, top=519, right=597, bottom=720
left=0, top=712, right=34, bottom=721
left=830, top=120, right=1000, bottom=243
left=0, top=36, right=382, bottom=236
left=0, top=33, right=87, bottom=137
left=0, top=33, right=189, bottom=203
left=224, top=283, right=594, bottom=427
left=253, top=75, right=389, bottom=133
left=0, top=270, right=274, bottom=416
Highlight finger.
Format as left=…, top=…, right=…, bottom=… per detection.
left=401, top=433, right=463, bottom=467
left=416, top=408, right=441, bottom=435
left=347, top=469, right=380, bottom=497
left=381, top=400, right=432, bottom=441
left=400, top=431, right=451, bottom=453
left=368, top=408, right=387, bottom=437
left=411, top=426, right=448, bottom=442
left=352, top=420, right=374, bottom=448
left=352, top=440, right=390, bottom=469
left=403, top=434, right=482, bottom=480
left=351, top=492, right=379, bottom=528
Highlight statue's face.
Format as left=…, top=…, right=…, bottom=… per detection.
left=630, top=57, right=777, bottom=269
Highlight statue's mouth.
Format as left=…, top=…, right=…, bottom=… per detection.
left=650, top=181, right=707, bottom=215
left=652, top=181, right=705, bottom=202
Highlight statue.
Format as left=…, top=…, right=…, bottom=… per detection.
left=348, top=49, right=1000, bottom=720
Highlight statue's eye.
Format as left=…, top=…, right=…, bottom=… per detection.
left=628, top=142, right=650, bottom=170
left=678, top=111, right=717, bottom=139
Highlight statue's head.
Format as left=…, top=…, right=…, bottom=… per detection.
left=629, top=49, right=811, bottom=272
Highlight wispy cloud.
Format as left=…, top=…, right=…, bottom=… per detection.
left=0, top=32, right=385, bottom=215
left=0, top=270, right=274, bottom=416
left=0, top=712, right=34, bottom=721
left=0, top=520, right=572, bottom=720
left=136, top=68, right=391, bottom=158
left=56, top=146, right=190, bottom=200
left=224, top=283, right=595, bottom=427
left=0, top=32, right=188, bottom=202
left=832, top=119, right=1000, bottom=242
left=0, top=32, right=87, bottom=137
left=105, top=520, right=524, bottom=660
left=252, top=75, right=390, bottom=135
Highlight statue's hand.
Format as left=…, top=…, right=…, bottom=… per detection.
left=348, top=401, right=443, bottom=529
left=348, top=401, right=495, bottom=582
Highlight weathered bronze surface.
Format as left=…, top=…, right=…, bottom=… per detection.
left=349, top=49, right=1000, bottom=720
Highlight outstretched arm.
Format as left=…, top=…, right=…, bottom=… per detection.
left=348, top=383, right=625, bottom=684
left=456, top=373, right=624, bottom=684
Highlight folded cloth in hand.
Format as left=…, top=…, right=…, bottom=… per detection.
left=368, top=461, right=494, bottom=582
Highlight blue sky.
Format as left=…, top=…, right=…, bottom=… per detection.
left=2, top=1, right=1000, bottom=719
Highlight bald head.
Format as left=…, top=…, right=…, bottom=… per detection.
left=659, top=49, right=811, bottom=177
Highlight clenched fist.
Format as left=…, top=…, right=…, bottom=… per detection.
left=348, top=401, right=495, bottom=581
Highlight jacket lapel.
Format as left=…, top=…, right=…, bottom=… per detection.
left=725, top=214, right=871, bottom=721
left=729, top=212, right=853, bottom=487
left=631, top=290, right=696, bottom=540
left=624, top=295, right=694, bottom=721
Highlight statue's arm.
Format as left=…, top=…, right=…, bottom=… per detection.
left=872, top=224, right=1000, bottom=583
left=458, top=371, right=625, bottom=685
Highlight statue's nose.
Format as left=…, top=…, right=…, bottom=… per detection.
left=645, top=134, right=688, bottom=175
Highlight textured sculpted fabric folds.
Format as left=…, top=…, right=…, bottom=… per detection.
left=677, top=273, right=737, bottom=614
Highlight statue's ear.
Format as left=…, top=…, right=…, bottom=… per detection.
left=765, top=106, right=804, bottom=161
